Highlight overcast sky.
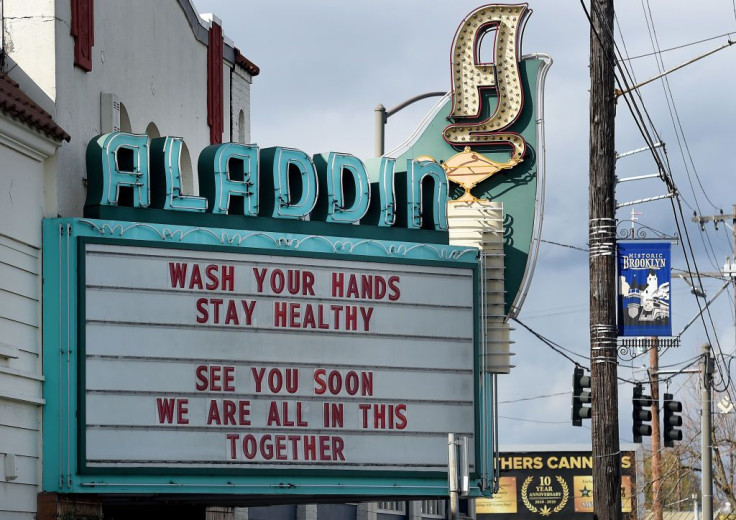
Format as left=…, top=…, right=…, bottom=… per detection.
left=193, top=0, right=736, bottom=448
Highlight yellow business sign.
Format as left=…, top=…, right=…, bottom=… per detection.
left=476, top=451, right=637, bottom=519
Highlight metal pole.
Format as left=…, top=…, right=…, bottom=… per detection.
left=615, top=142, right=664, bottom=159
left=694, top=494, right=699, bottom=520
left=374, top=105, right=386, bottom=157
left=459, top=436, right=469, bottom=497
left=616, top=172, right=663, bottom=183
left=589, top=2, right=622, bottom=520
left=373, top=92, right=445, bottom=157
left=702, top=345, right=713, bottom=520
left=649, top=340, right=663, bottom=520
left=732, top=204, right=735, bottom=357
left=448, top=433, right=458, bottom=520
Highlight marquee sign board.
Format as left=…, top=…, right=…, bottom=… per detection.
left=81, top=243, right=474, bottom=471
left=42, top=218, right=481, bottom=498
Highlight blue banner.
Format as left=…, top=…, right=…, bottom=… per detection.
left=618, top=242, right=672, bottom=337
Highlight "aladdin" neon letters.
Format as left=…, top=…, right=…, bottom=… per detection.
left=85, top=132, right=449, bottom=230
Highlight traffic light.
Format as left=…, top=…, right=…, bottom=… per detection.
left=663, top=393, right=683, bottom=448
left=572, top=366, right=591, bottom=427
left=632, top=383, right=652, bottom=443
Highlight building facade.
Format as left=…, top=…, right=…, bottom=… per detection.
left=0, top=2, right=547, bottom=519
left=0, top=1, right=256, bottom=518
left=0, top=71, right=69, bottom=520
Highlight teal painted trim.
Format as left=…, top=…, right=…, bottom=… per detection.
left=70, top=217, right=474, bottom=262
left=76, top=237, right=89, bottom=479
left=42, top=220, right=82, bottom=491
left=470, top=263, right=485, bottom=486
left=84, top=205, right=451, bottom=245
left=42, top=220, right=61, bottom=490
left=68, top=474, right=473, bottom=498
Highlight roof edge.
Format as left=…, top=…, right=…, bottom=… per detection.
left=234, top=48, right=260, bottom=76
left=177, top=0, right=259, bottom=74
left=0, top=74, right=71, bottom=143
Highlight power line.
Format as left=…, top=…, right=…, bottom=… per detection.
left=586, top=2, right=715, bottom=342
left=540, top=239, right=588, bottom=252
left=601, top=3, right=727, bottom=374
left=498, top=391, right=569, bottom=405
left=498, top=416, right=571, bottom=425
left=512, top=317, right=590, bottom=366
left=639, top=0, right=723, bottom=273
left=619, top=33, right=736, bottom=62
left=580, top=0, right=736, bottom=417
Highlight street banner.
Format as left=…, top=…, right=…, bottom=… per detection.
left=618, top=242, right=672, bottom=337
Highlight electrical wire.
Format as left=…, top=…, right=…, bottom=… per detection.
left=605, top=3, right=730, bottom=398
left=512, top=317, right=590, bottom=367
left=497, top=391, right=569, bottom=405
left=580, top=0, right=736, bottom=410
left=642, top=0, right=721, bottom=213
left=514, top=317, right=657, bottom=385
left=619, top=32, right=736, bottom=62
left=540, top=239, right=588, bottom=252
left=639, top=0, right=723, bottom=272
left=658, top=354, right=702, bottom=371
left=498, top=416, right=572, bottom=425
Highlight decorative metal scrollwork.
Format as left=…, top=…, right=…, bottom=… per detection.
left=616, top=219, right=679, bottom=243
left=618, top=337, right=681, bottom=360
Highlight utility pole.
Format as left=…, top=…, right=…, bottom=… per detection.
left=649, top=340, right=663, bottom=520
left=589, top=2, right=622, bottom=520
left=701, top=344, right=713, bottom=520
left=692, top=204, right=736, bottom=351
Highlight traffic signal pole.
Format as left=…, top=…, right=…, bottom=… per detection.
left=702, top=344, right=713, bottom=520
left=649, top=341, right=663, bottom=520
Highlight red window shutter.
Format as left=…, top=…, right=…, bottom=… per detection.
left=71, top=0, right=94, bottom=72
left=207, top=21, right=224, bottom=144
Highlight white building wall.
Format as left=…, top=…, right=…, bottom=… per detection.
left=0, top=116, right=60, bottom=520
left=0, top=2, right=249, bottom=517
left=1, top=0, right=57, bottom=114
left=52, top=0, right=215, bottom=217
left=231, top=67, right=253, bottom=144
left=4, top=0, right=248, bottom=218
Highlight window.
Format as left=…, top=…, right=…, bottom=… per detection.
left=421, top=500, right=446, bottom=518
left=238, top=109, right=245, bottom=144
left=376, top=501, right=406, bottom=515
